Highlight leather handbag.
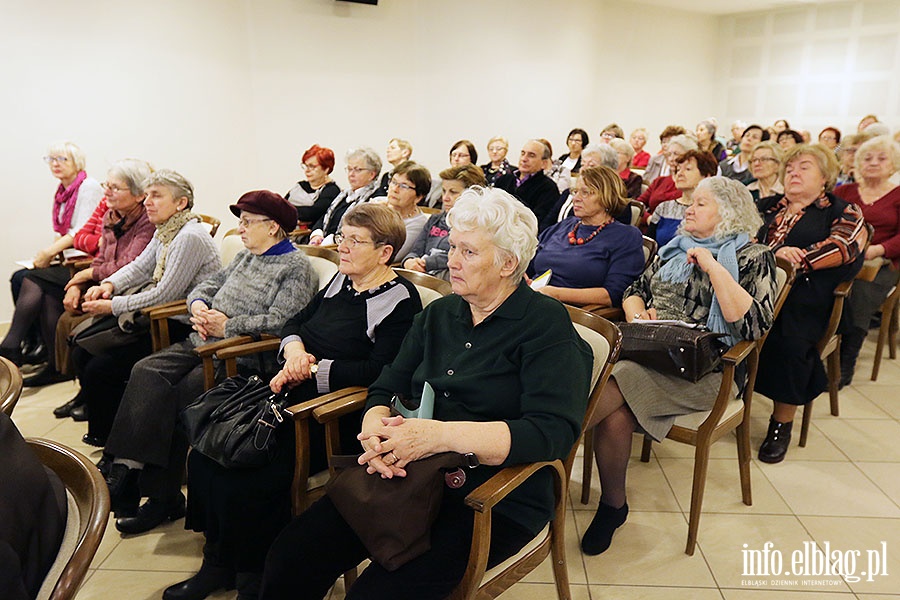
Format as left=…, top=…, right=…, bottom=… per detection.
left=181, top=374, right=291, bottom=469
left=618, top=322, right=727, bottom=382
left=68, top=311, right=150, bottom=355
left=326, top=451, right=473, bottom=571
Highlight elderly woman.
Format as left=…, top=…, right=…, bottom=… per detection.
left=746, top=141, right=784, bottom=201
left=284, top=145, right=341, bottom=225
left=529, top=166, right=644, bottom=308
left=696, top=120, right=726, bottom=161
left=101, top=191, right=317, bottom=535
left=638, top=134, right=698, bottom=215
left=773, top=119, right=790, bottom=135
left=648, top=150, right=718, bottom=247
left=777, top=130, right=804, bottom=151
left=609, top=138, right=643, bottom=198
left=726, top=120, right=747, bottom=155
left=376, top=138, right=413, bottom=196
left=449, top=139, right=477, bottom=167
left=480, top=136, right=513, bottom=186
left=164, top=203, right=422, bottom=600
left=600, top=123, right=624, bottom=142
left=582, top=177, right=776, bottom=555
left=403, top=164, right=486, bottom=280
left=541, top=144, right=619, bottom=231
left=308, top=147, right=382, bottom=245
left=4, top=142, right=103, bottom=365
left=719, top=124, right=769, bottom=185
left=818, top=127, right=841, bottom=151
left=629, top=128, right=651, bottom=168
left=381, top=160, right=430, bottom=260
left=644, top=125, right=687, bottom=185
left=259, top=187, right=593, bottom=600
left=833, top=136, right=900, bottom=385
left=836, top=132, right=875, bottom=187
left=755, top=145, right=868, bottom=463
left=75, top=170, right=221, bottom=447
left=558, top=128, right=589, bottom=174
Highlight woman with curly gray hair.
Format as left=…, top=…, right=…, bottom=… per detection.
left=581, top=176, right=777, bottom=556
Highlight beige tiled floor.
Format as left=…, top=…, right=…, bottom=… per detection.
left=10, top=336, right=900, bottom=599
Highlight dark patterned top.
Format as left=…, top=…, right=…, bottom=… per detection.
left=624, top=242, right=777, bottom=342
left=481, top=159, right=513, bottom=186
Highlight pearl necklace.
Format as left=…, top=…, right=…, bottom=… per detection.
left=568, top=217, right=613, bottom=245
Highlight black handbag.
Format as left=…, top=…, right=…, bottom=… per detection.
left=325, top=452, right=473, bottom=571
left=618, top=322, right=727, bottom=382
left=181, top=374, right=291, bottom=469
left=68, top=311, right=150, bottom=355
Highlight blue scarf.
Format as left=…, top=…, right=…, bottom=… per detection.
left=263, top=238, right=296, bottom=256
left=657, top=233, right=749, bottom=345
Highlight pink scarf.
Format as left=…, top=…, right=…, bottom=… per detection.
left=53, top=170, right=87, bottom=235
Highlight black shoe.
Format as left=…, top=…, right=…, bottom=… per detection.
left=23, top=366, right=73, bottom=388
left=0, top=346, right=23, bottom=367
left=96, top=454, right=113, bottom=479
left=581, top=501, right=629, bottom=556
left=53, top=397, right=85, bottom=418
left=105, top=463, right=141, bottom=518
left=758, top=417, right=793, bottom=464
left=116, top=493, right=186, bottom=535
left=70, top=404, right=89, bottom=422
left=82, top=433, right=107, bottom=447
left=162, top=562, right=235, bottom=600
left=21, top=341, right=47, bottom=365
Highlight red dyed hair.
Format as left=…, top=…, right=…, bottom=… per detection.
left=302, top=145, right=335, bottom=174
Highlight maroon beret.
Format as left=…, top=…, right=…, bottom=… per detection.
left=229, top=190, right=298, bottom=233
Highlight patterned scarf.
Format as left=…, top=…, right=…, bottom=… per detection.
left=657, top=233, right=749, bottom=345
left=52, top=171, right=87, bottom=235
left=153, top=210, right=200, bottom=282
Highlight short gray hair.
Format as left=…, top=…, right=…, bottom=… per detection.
left=609, top=138, right=635, bottom=162
left=698, top=119, right=718, bottom=138
left=143, top=169, right=195, bottom=209
left=583, top=143, right=619, bottom=169
left=529, top=139, right=552, bottom=160
left=690, top=177, right=763, bottom=238
left=667, top=134, right=699, bottom=153
left=855, top=135, right=900, bottom=174
left=108, top=158, right=153, bottom=197
left=47, top=141, right=86, bottom=171
left=446, top=186, right=538, bottom=282
left=346, top=147, right=382, bottom=175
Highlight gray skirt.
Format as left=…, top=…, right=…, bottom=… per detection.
left=613, top=360, right=736, bottom=442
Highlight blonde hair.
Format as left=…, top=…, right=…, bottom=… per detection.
left=854, top=135, right=900, bottom=175
left=781, top=144, right=841, bottom=192
left=47, top=141, right=86, bottom=171
left=578, top=166, right=628, bottom=216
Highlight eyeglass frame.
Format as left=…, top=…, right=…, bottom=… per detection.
left=43, top=155, right=70, bottom=165
left=238, top=216, right=272, bottom=228
left=334, top=231, right=385, bottom=249
left=389, top=178, right=417, bottom=192
left=101, top=182, right=131, bottom=194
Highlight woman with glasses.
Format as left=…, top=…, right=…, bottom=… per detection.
left=720, top=124, right=770, bottom=186
left=381, top=160, right=430, bottom=260
left=558, top=128, right=589, bottom=175
left=284, top=145, right=341, bottom=225
left=4, top=142, right=102, bottom=367
left=308, top=147, right=382, bottom=246
left=746, top=141, right=784, bottom=201
left=100, top=190, right=317, bottom=537
left=0, top=158, right=146, bottom=385
left=480, top=136, right=513, bottom=186
left=163, top=203, right=421, bottom=600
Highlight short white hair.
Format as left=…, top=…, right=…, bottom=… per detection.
left=583, top=143, right=619, bottom=169
left=446, top=186, right=537, bottom=282
left=346, top=147, right=382, bottom=174
left=47, top=141, right=86, bottom=171
left=667, top=134, right=699, bottom=152
left=108, top=158, right=154, bottom=196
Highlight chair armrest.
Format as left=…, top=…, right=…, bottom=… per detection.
left=580, top=305, right=624, bottom=320
left=147, top=304, right=190, bottom=320
left=311, top=389, right=369, bottom=423
left=463, top=460, right=566, bottom=513
left=193, top=335, right=256, bottom=358
left=214, top=336, right=281, bottom=361
left=142, top=300, right=187, bottom=316
left=834, top=280, right=853, bottom=297
left=720, top=340, right=755, bottom=366
left=286, top=387, right=367, bottom=421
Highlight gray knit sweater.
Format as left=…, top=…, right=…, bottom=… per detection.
left=187, top=248, right=318, bottom=349
left=106, top=220, right=221, bottom=315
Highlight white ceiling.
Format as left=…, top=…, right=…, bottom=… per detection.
left=622, top=0, right=846, bottom=16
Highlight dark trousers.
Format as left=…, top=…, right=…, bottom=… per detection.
left=259, top=495, right=533, bottom=600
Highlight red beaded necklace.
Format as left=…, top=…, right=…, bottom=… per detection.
left=567, top=217, right=613, bottom=245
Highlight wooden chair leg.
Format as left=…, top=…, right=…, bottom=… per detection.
left=685, top=441, right=711, bottom=556
left=736, top=421, right=752, bottom=506
left=550, top=514, right=572, bottom=600
left=640, top=435, right=652, bottom=463
left=889, top=305, right=898, bottom=359
left=581, top=430, right=593, bottom=505
left=827, top=345, right=841, bottom=417
left=799, top=400, right=812, bottom=448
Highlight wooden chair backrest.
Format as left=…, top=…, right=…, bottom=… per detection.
left=394, top=268, right=453, bottom=306
left=0, top=356, right=23, bottom=417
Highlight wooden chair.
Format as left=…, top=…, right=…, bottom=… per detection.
left=312, top=308, right=621, bottom=598
left=420, top=206, right=441, bottom=215
left=581, top=235, right=657, bottom=321
left=871, top=281, right=899, bottom=381
left=296, top=245, right=341, bottom=291
left=212, top=267, right=453, bottom=515
left=581, top=258, right=795, bottom=556
left=626, top=200, right=645, bottom=228
left=0, top=356, right=24, bottom=417
left=28, top=438, right=110, bottom=600
left=219, top=227, right=243, bottom=267
left=198, top=214, right=221, bottom=238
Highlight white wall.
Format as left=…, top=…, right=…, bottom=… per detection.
left=0, top=0, right=719, bottom=318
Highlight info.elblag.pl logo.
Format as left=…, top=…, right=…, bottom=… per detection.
left=741, top=541, right=889, bottom=586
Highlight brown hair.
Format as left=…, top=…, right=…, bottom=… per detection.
left=342, top=203, right=407, bottom=263
left=391, top=160, right=432, bottom=198
left=676, top=150, right=718, bottom=178
left=439, top=164, right=486, bottom=187
left=659, top=125, right=687, bottom=142
left=578, top=166, right=629, bottom=216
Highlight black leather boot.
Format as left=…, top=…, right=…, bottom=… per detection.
left=758, top=417, right=793, bottom=464
left=581, top=501, right=629, bottom=555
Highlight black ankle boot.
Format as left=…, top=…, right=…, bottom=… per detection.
left=581, top=501, right=629, bottom=555
left=105, top=463, right=141, bottom=518
left=163, top=561, right=235, bottom=600
left=758, top=417, right=793, bottom=464
left=116, top=492, right=186, bottom=535
left=839, top=327, right=867, bottom=388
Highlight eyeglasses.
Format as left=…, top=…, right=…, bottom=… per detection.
left=303, top=162, right=321, bottom=171
left=750, top=157, right=778, bottom=164
left=488, top=145, right=506, bottom=152
left=567, top=137, right=584, bottom=144
left=239, top=217, right=272, bottom=228
left=389, top=179, right=416, bottom=192
left=335, top=232, right=383, bottom=249
left=450, top=151, right=470, bottom=159
left=346, top=166, right=372, bottom=175
left=601, top=132, right=616, bottom=139
left=43, top=155, right=69, bottom=164
left=101, top=182, right=129, bottom=193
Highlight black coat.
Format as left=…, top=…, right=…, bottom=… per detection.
left=495, top=171, right=560, bottom=230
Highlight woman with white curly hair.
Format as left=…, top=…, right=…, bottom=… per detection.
left=581, top=176, right=777, bottom=556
